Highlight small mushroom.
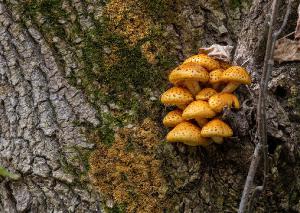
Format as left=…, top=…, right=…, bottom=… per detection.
left=169, top=62, right=209, bottom=95
left=208, top=93, right=240, bottom=113
left=163, top=110, right=184, bottom=127
left=166, top=121, right=211, bottom=146
left=209, top=69, right=224, bottom=90
left=183, top=54, right=220, bottom=71
left=182, top=100, right=216, bottom=127
left=161, top=87, right=194, bottom=109
left=221, top=66, right=251, bottom=93
left=201, top=118, right=233, bottom=144
left=196, top=88, right=218, bottom=101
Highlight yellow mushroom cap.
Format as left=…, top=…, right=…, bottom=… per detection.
left=183, top=54, right=220, bottom=71
left=208, top=93, right=240, bottom=113
left=209, top=69, right=224, bottom=84
left=196, top=88, right=218, bottom=101
left=161, top=87, right=194, bottom=106
left=166, top=122, right=209, bottom=146
left=169, top=62, right=209, bottom=85
left=201, top=118, right=233, bottom=138
left=182, top=100, right=216, bottom=120
left=163, top=110, right=184, bottom=127
left=222, top=66, right=251, bottom=84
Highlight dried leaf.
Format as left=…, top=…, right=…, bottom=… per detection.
left=274, top=38, right=300, bottom=63
left=295, top=4, right=300, bottom=39
left=199, top=44, right=233, bottom=62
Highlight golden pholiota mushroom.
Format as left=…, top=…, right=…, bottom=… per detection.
left=209, top=69, right=224, bottom=90
left=195, top=88, right=218, bottom=101
left=201, top=118, right=233, bottom=144
left=183, top=54, right=220, bottom=71
left=169, top=62, right=209, bottom=95
left=221, top=66, right=251, bottom=93
left=163, top=110, right=184, bottom=127
left=208, top=93, right=240, bottom=113
left=161, top=87, right=194, bottom=110
left=166, top=122, right=211, bottom=146
left=182, top=100, right=216, bottom=127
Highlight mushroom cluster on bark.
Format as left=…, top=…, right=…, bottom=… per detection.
left=161, top=53, right=251, bottom=146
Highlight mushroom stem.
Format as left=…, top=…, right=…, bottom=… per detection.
left=211, top=136, right=224, bottom=144
left=184, top=80, right=201, bottom=96
left=195, top=118, right=208, bottom=127
left=222, top=82, right=240, bottom=93
left=177, top=104, right=188, bottom=110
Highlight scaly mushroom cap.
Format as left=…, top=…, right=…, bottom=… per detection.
left=161, top=87, right=193, bottom=106
left=183, top=54, right=220, bottom=71
left=169, top=62, right=209, bottom=85
left=201, top=118, right=233, bottom=138
left=163, top=110, right=184, bottom=127
left=209, top=69, right=224, bottom=84
left=222, top=66, right=251, bottom=84
left=182, top=100, right=216, bottom=120
left=196, top=88, right=218, bottom=101
left=208, top=93, right=240, bottom=113
left=166, top=122, right=209, bottom=146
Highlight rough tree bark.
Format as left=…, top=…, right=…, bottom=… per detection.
left=0, top=0, right=299, bottom=212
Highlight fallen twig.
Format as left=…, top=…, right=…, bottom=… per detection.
left=238, top=0, right=292, bottom=212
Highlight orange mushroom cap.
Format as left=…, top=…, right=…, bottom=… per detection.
left=209, top=69, right=224, bottom=84
left=169, top=62, right=209, bottom=85
left=163, top=110, right=184, bottom=127
left=166, top=122, right=210, bottom=146
left=222, top=66, right=251, bottom=85
left=183, top=54, right=220, bottom=71
left=196, top=88, right=218, bottom=101
left=161, top=87, right=194, bottom=107
left=182, top=100, right=216, bottom=120
left=208, top=93, right=240, bottom=113
left=201, top=118, right=233, bottom=138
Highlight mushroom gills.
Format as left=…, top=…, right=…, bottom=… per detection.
left=222, top=82, right=240, bottom=93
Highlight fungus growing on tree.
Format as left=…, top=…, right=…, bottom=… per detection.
left=163, top=110, right=184, bottom=127
left=208, top=93, right=240, bottom=113
left=209, top=69, right=224, bottom=90
left=195, top=88, right=218, bottom=101
left=161, top=87, right=194, bottom=109
left=182, top=100, right=216, bottom=127
left=183, top=54, right=220, bottom=71
left=169, top=62, right=209, bottom=95
left=166, top=122, right=211, bottom=146
left=201, top=118, right=233, bottom=144
left=221, top=66, right=251, bottom=93
left=161, top=49, right=251, bottom=146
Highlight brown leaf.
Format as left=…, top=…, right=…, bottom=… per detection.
left=199, top=44, right=233, bottom=62
left=274, top=38, right=300, bottom=63
left=295, top=4, right=300, bottom=39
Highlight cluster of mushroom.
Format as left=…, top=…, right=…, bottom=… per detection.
left=161, top=54, right=251, bottom=146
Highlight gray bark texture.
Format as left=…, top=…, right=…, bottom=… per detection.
left=0, top=0, right=300, bottom=212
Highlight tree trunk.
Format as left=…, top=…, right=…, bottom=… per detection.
left=0, top=0, right=299, bottom=212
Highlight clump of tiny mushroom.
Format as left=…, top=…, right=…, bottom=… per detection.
left=161, top=53, right=251, bottom=146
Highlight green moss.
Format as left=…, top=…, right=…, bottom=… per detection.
left=106, top=204, right=126, bottom=213
left=23, top=0, right=67, bottom=38
left=229, top=0, right=241, bottom=8
left=17, top=0, right=174, bottom=148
